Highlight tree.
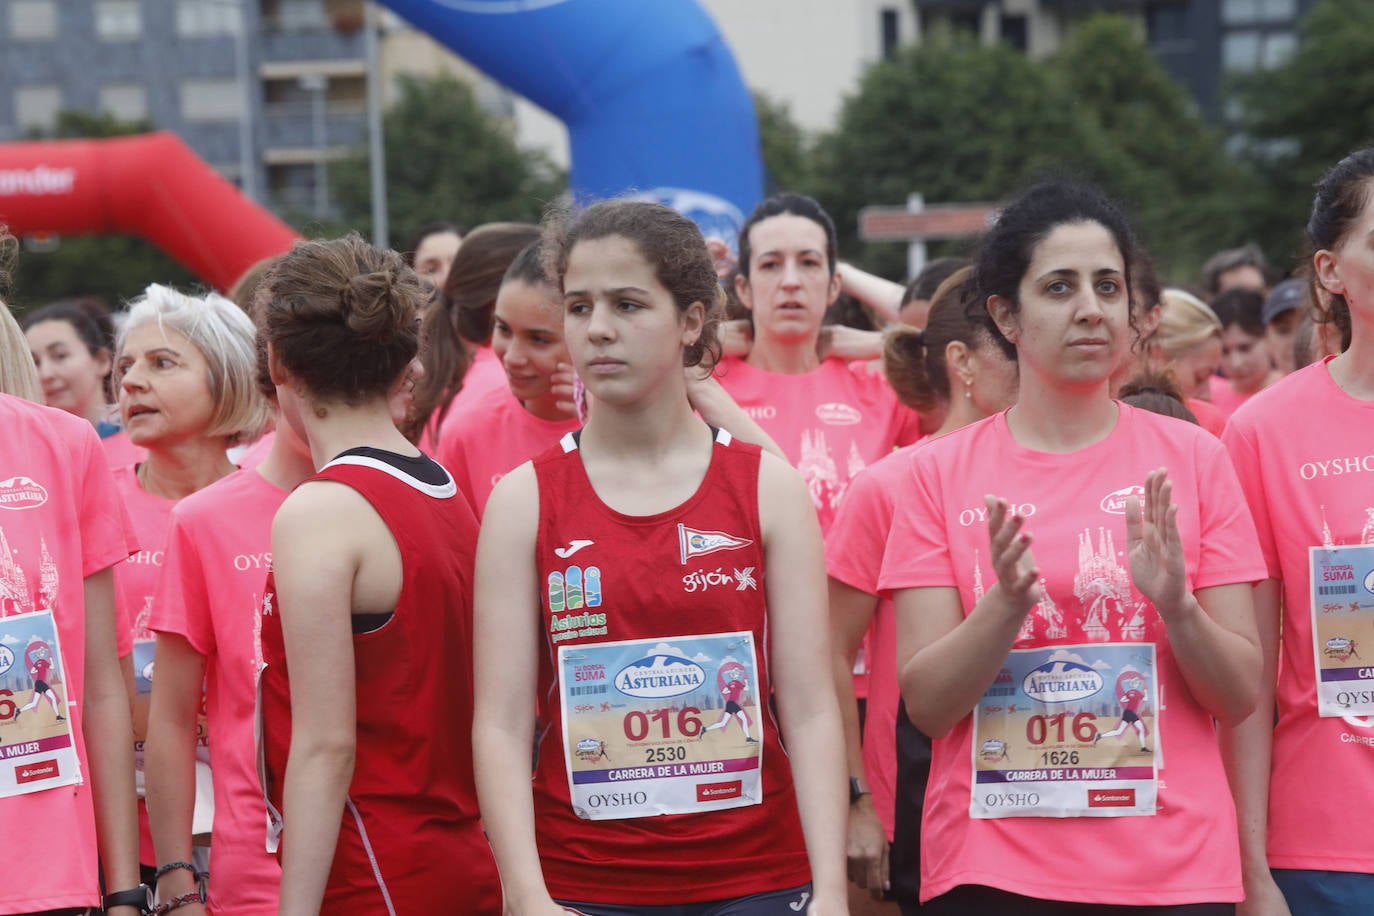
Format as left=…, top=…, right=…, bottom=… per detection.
left=812, top=18, right=1262, bottom=284
left=812, top=37, right=1116, bottom=281
left=1047, top=14, right=1256, bottom=282
left=330, top=72, right=565, bottom=249
left=8, top=112, right=198, bottom=315
left=754, top=92, right=812, bottom=195
left=1231, top=0, right=1374, bottom=267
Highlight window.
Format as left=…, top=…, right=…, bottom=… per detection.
left=1258, top=0, right=1297, bottom=20
left=1000, top=14, right=1027, bottom=52
left=1222, top=0, right=1258, bottom=23
left=1223, top=29, right=1299, bottom=72
left=177, top=0, right=242, bottom=37
left=94, top=1, right=141, bottom=40
left=14, top=86, right=63, bottom=132
left=880, top=8, right=900, bottom=59
left=99, top=85, right=148, bottom=122
left=1261, top=30, right=1298, bottom=68
left=180, top=79, right=245, bottom=121
left=1224, top=0, right=1298, bottom=23
left=9, top=0, right=57, bottom=40
left=1222, top=30, right=1262, bottom=71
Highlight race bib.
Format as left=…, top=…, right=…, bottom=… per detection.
left=132, top=638, right=210, bottom=801
left=0, top=610, right=82, bottom=798
left=1310, top=545, right=1374, bottom=717
left=558, top=632, right=763, bottom=821
left=972, top=643, right=1158, bottom=818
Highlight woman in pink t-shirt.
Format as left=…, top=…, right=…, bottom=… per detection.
left=111, top=285, right=268, bottom=884
left=142, top=302, right=314, bottom=913
left=1221, top=148, right=1374, bottom=916
left=829, top=266, right=1017, bottom=911
left=719, top=193, right=924, bottom=533
left=882, top=180, right=1264, bottom=913
left=439, top=239, right=580, bottom=516
left=411, top=223, right=542, bottom=446
left=1, top=265, right=142, bottom=912
left=23, top=299, right=146, bottom=468
left=1209, top=288, right=1281, bottom=419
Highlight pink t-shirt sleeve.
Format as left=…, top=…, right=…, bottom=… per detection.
left=1192, top=435, right=1267, bottom=589
left=1220, top=417, right=1280, bottom=578
left=878, top=454, right=957, bottom=593
left=825, top=466, right=890, bottom=595
left=149, top=511, right=216, bottom=656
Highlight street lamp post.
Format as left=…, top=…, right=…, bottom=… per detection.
left=298, top=73, right=329, bottom=217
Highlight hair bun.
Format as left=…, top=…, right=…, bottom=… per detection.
left=340, top=269, right=410, bottom=340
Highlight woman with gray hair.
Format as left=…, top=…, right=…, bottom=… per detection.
left=108, top=283, right=268, bottom=881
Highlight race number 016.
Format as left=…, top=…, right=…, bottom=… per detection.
left=1025, top=711, right=1097, bottom=745
left=623, top=707, right=703, bottom=741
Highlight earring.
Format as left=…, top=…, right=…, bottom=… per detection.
left=964, top=379, right=973, bottom=401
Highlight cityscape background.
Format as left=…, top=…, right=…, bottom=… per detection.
left=3, top=0, right=1365, bottom=306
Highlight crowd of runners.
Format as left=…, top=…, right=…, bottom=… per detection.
left=0, top=145, right=1370, bottom=916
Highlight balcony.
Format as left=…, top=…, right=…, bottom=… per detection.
left=260, top=100, right=366, bottom=151
left=258, top=27, right=365, bottom=66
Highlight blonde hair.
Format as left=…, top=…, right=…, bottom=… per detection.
left=0, top=301, right=42, bottom=402
left=1155, top=288, right=1222, bottom=357
left=117, top=284, right=270, bottom=443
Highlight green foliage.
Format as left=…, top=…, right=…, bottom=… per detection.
left=813, top=38, right=1107, bottom=280
left=754, top=92, right=812, bottom=194
left=1047, top=14, right=1255, bottom=281
left=330, top=72, right=565, bottom=248
left=812, top=16, right=1260, bottom=284
left=8, top=112, right=197, bottom=315
left=1231, top=0, right=1374, bottom=266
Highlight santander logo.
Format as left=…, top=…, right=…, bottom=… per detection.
left=815, top=402, right=862, bottom=426
left=0, top=476, right=48, bottom=510
left=1099, top=485, right=1145, bottom=515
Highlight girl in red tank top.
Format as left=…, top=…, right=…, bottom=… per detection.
left=473, top=201, right=849, bottom=916
left=255, top=235, right=499, bottom=915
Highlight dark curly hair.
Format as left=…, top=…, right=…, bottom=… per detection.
left=263, top=234, right=424, bottom=405
left=546, top=200, right=722, bottom=369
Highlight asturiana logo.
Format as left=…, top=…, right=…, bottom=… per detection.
left=0, top=476, right=48, bottom=510
left=815, top=402, right=862, bottom=426
left=1022, top=661, right=1104, bottom=704
left=1100, top=485, right=1145, bottom=515
left=615, top=654, right=706, bottom=699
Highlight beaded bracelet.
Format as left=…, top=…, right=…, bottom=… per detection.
left=152, top=891, right=205, bottom=914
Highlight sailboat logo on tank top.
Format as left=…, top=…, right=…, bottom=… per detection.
left=678, top=524, right=753, bottom=564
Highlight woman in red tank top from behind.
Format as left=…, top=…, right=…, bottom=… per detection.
left=255, top=235, right=499, bottom=914
left=473, top=201, right=850, bottom=916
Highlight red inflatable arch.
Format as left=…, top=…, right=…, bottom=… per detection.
left=0, top=132, right=299, bottom=292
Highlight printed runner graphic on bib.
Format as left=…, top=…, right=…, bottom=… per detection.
left=0, top=610, right=81, bottom=798
left=559, top=632, right=762, bottom=821
left=972, top=643, right=1158, bottom=818
left=1310, top=545, right=1374, bottom=717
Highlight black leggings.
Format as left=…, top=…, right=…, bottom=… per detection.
left=921, top=885, right=1235, bottom=916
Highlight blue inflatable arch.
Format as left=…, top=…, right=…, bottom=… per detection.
left=380, top=0, right=763, bottom=246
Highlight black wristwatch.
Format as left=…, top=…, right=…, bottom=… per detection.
left=849, top=776, right=870, bottom=803
left=103, top=884, right=153, bottom=914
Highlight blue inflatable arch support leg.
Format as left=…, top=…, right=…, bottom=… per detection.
left=379, top=0, right=763, bottom=246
